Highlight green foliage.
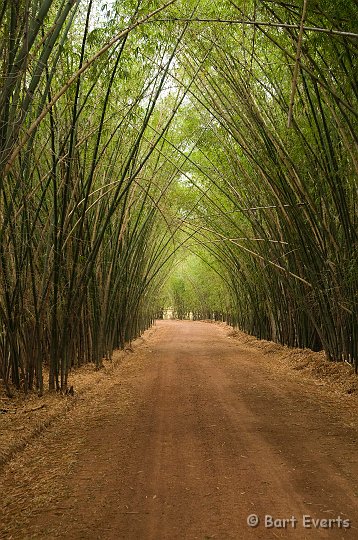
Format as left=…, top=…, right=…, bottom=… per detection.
left=161, top=252, right=230, bottom=319
left=0, top=0, right=357, bottom=395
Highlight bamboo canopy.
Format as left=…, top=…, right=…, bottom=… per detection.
left=0, top=0, right=356, bottom=395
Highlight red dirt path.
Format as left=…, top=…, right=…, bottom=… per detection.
left=1, top=320, right=357, bottom=539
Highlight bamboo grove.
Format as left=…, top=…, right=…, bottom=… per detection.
left=0, top=1, right=357, bottom=395
left=174, top=0, right=358, bottom=368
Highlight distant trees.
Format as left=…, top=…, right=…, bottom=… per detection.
left=160, top=253, right=231, bottom=320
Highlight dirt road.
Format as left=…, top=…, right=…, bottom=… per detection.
left=1, top=320, right=357, bottom=539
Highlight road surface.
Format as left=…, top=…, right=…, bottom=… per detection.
left=1, top=320, right=357, bottom=539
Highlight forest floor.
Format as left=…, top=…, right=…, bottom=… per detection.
left=1, top=320, right=358, bottom=540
